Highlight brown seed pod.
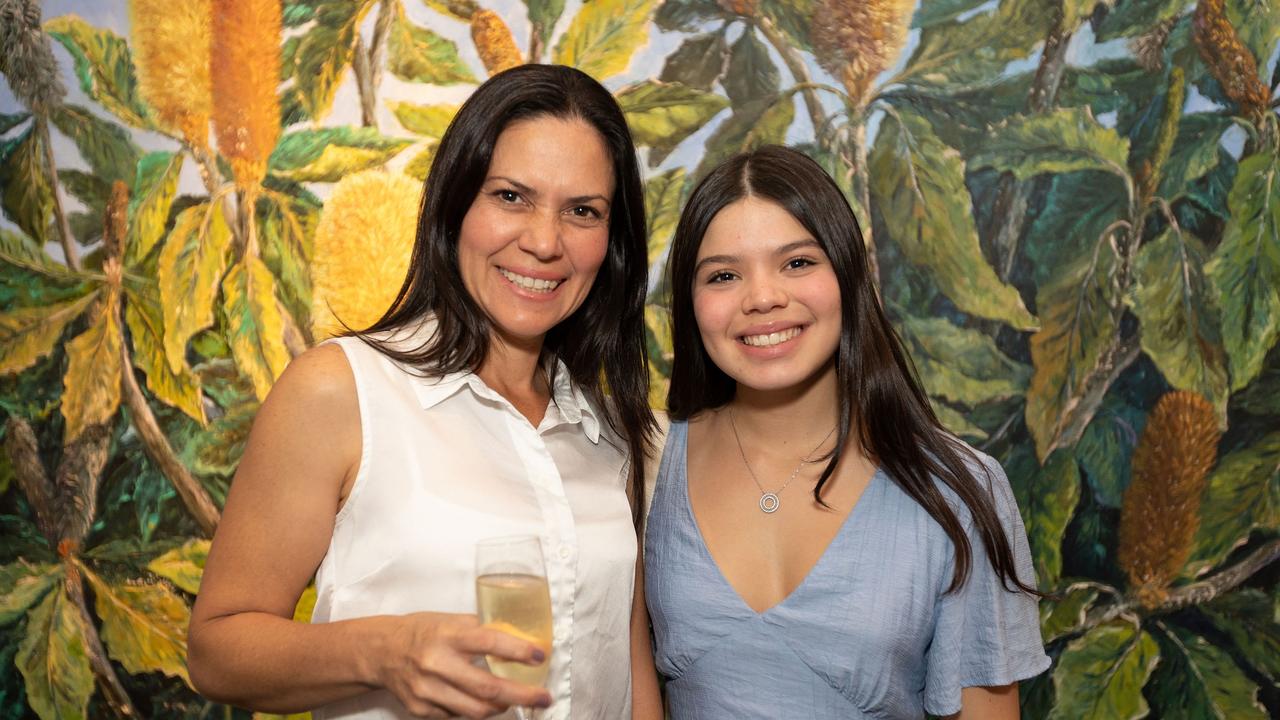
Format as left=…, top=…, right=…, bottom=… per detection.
left=811, top=0, right=915, bottom=107
left=1192, top=0, right=1269, bottom=121
left=0, top=0, right=66, bottom=114
left=130, top=0, right=213, bottom=147
left=1117, top=391, right=1221, bottom=609
left=103, top=180, right=129, bottom=265
left=471, top=10, right=522, bottom=77
left=211, top=0, right=281, bottom=188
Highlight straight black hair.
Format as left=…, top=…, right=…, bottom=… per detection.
left=666, top=145, right=1036, bottom=594
left=356, top=64, right=656, bottom=521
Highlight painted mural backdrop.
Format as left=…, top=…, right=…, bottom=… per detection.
left=0, top=0, right=1277, bottom=716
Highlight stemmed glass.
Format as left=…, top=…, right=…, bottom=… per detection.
left=475, top=535, right=553, bottom=720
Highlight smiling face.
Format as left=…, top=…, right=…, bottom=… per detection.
left=456, top=115, right=614, bottom=351
left=691, top=196, right=842, bottom=395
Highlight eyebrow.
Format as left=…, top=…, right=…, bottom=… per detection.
left=486, top=176, right=611, bottom=207
left=694, top=238, right=822, bottom=274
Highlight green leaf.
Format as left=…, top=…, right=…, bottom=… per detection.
left=17, top=588, right=94, bottom=720
left=0, top=111, right=30, bottom=134
left=125, top=284, right=206, bottom=423
left=1184, top=432, right=1280, bottom=577
left=1129, top=228, right=1229, bottom=420
left=644, top=167, right=686, bottom=265
left=1048, top=622, right=1160, bottom=720
left=146, top=539, right=210, bottom=595
left=1040, top=585, right=1098, bottom=643
left=0, top=561, right=61, bottom=626
left=524, top=0, right=566, bottom=53
left=0, top=228, right=84, bottom=293
left=386, top=2, right=477, bottom=85
left=0, top=127, right=54, bottom=246
left=658, top=32, right=728, bottom=91
left=1075, top=401, right=1144, bottom=508
left=259, top=193, right=317, bottom=339
left=912, top=0, right=992, bottom=28
left=655, top=0, right=724, bottom=31
left=722, top=28, right=778, bottom=107
left=0, top=292, right=97, bottom=376
left=896, top=0, right=1054, bottom=88
left=1202, top=589, right=1280, bottom=683
left=223, top=256, right=292, bottom=401
left=971, top=108, right=1132, bottom=184
left=1227, top=0, right=1280, bottom=76
left=759, top=0, right=814, bottom=52
left=1026, top=245, right=1122, bottom=461
left=1013, top=450, right=1081, bottom=589
left=47, top=104, right=140, bottom=187
left=1156, top=113, right=1230, bottom=201
left=693, top=96, right=793, bottom=179
left=1208, top=152, right=1280, bottom=392
left=388, top=101, right=460, bottom=138
left=61, top=293, right=124, bottom=440
left=1024, top=171, right=1129, bottom=287
left=898, top=314, right=1030, bottom=406
left=82, top=564, right=191, bottom=687
left=45, top=14, right=152, bottom=129
left=1093, top=0, right=1186, bottom=41
left=869, top=110, right=1037, bottom=330
left=291, top=0, right=377, bottom=120
left=404, top=143, right=438, bottom=181
left=268, top=127, right=412, bottom=183
left=158, top=204, right=233, bottom=374
left=1149, top=625, right=1268, bottom=720
left=931, top=402, right=988, bottom=440
left=553, top=0, right=656, bottom=81
left=645, top=304, right=672, bottom=408
left=125, top=152, right=183, bottom=265
left=418, top=0, right=481, bottom=22
left=616, top=81, right=728, bottom=166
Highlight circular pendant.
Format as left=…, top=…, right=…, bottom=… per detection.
left=759, top=492, right=780, bottom=513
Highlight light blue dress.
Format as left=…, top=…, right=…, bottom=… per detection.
left=644, top=421, right=1050, bottom=718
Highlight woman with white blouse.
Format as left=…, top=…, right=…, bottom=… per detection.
left=188, top=65, right=662, bottom=720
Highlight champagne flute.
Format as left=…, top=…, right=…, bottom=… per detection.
left=475, top=535, right=553, bottom=719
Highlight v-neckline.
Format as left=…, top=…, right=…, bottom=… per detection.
left=678, top=422, right=880, bottom=616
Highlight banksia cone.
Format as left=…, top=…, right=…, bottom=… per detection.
left=471, top=10, right=522, bottom=76
left=1118, top=391, right=1221, bottom=609
left=311, top=171, right=420, bottom=339
left=811, top=0, right=914, bottom=107
left=131, top=0, right=213, bottom=147
left=211, top=0, right=281, bottom=187
left=0, top=0, right=66, bottom=113
left=1193, top=0, right=1268, bottom=121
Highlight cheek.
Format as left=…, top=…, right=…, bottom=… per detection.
left=692, top=292, right=730, bottom=342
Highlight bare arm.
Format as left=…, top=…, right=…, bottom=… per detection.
left=942, top=684, right=1020, bottom=720
left=187, top=345, right=550, bottom=717
left=630, top=557, right=662, bottom=720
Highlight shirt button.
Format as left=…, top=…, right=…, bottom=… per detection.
left=558, top=544, right=571, bottom=559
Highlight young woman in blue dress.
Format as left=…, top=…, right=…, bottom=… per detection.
left=644, top=145, right=1049, bottom=718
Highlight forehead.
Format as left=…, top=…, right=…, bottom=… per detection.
left=489, top=115, right=615, bottom=193
left=698, top=197, right=813, bottom=256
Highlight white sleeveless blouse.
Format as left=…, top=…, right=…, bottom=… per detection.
left=312, top=323, right=636, bottom=719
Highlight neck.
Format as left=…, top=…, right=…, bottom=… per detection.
left=476, top=332, right=548, bottom=402
left=727, top=362, right=841, bottom=454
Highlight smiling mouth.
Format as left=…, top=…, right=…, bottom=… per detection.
left=499, top=268, right=562, bottom=293
left=740, top=326, right=804, bottom=347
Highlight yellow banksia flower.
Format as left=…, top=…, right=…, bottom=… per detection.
left=471, top=10, right=522, bottom=77
left=130, top=0, right=212, bottom=147
left=1193, top=0, right=1269, bottom=120
left=311, top=171, right=421, bottom=340
left=1117, top=391, right=1221, bottom=609
left=211, top=0, right=281, bottom=188
left=811, top=0, right=915, bottom=107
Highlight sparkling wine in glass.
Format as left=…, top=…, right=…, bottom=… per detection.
left=475, top=535, right=553, bottom=718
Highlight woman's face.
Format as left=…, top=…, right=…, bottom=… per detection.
left=457, top=115, right=614, bottom=349
left=691, top=197, right=842, bottom=394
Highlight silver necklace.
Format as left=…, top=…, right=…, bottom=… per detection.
left=727, top=408, right=837, bottom=514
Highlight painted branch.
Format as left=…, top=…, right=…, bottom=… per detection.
left=1045, top=332, right=1142, bottom=457
left=3, top=416, right=58, bottom=544
left=755, top=16, right=827, bottom=141
left=118, top=326, right=221, bottom=537
left=64, top=564, right=138, bottom=718
left=36, top=116, right=80, bottom=271
left=352, top=35, right=377, bottom=129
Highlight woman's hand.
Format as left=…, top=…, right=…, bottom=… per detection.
left=378, top=612, right=552, bottom=719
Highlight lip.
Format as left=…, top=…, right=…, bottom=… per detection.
left=497, top=266, right=566, bottom=298
left=736, top=323, right=807, bottom=354
left=498, top=265, right=565, bottom=282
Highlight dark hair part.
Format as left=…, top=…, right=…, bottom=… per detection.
left=666, top=145, right=1036, bottom=595
left=356, top=64, right=656, bottom=522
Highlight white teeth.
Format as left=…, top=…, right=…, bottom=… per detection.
left=741, top=327, right=802, bottom=347
left=500, top=268, right=561, bottom=292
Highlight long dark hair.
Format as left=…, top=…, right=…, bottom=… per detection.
left=667, top=145, right=1035, bottom=594
left=357, top=64, right=656, bottom=520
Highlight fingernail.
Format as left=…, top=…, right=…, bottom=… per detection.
left=531, top=648, right=546, bottom=663
left=536, top=695, right=552, bottom=708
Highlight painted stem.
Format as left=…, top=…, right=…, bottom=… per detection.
left=755, top=16, right=826, bottom=140
left=353, top=0, right=394, bottom=130
left=37, top=117, right=80, bottom=271
left=64, top=563, right=138, bottom=718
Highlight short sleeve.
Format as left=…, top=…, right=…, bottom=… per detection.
left=922, top=453, right=1051, bottom=716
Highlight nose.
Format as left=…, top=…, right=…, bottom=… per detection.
left=517, top=210, right=563, bottom=262
left=742, top=274, right=788, bottom=314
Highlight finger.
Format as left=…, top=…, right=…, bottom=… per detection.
left=457, top=625, right=547, bottom=665
left=438, top=657, right=553, bottom=711
left=406, top=674, right=504, bottom=720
